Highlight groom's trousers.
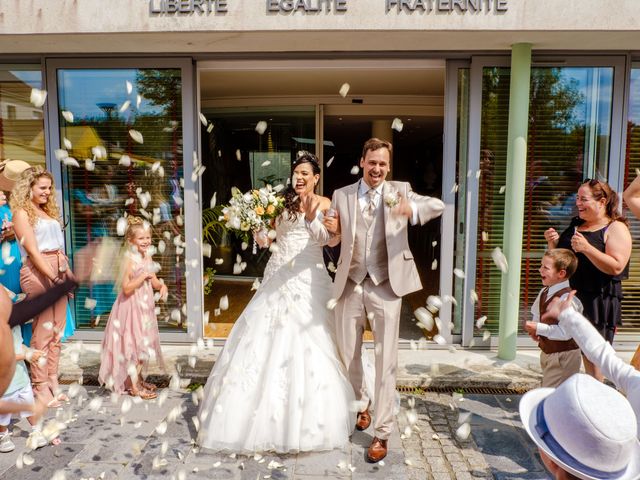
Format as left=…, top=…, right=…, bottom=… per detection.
left=334, top=277, right=401, bottom=440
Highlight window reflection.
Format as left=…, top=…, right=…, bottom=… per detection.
left=57, top=68, right=186, bottom=331
left=0, top=66, right=45, bottom=166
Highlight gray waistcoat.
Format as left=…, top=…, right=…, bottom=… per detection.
left=348, top=198, right=389, bottom=285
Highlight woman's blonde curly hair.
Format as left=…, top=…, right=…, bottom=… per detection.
left=9, top=166, right=60, bottom=226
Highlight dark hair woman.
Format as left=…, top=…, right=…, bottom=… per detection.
left=544, top=179, right=632, bottom=382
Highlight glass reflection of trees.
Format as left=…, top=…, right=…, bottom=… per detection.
left=476, top=66, right=612, bottom=333
left=60, top=68, right=186, bottom=331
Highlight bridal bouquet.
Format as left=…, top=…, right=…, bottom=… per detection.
left=222, top=185, right=284, bottom=244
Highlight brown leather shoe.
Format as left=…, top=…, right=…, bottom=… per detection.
left=367, top=437, right=388, bottom=463
left=355, top=408, right=371, bottom=431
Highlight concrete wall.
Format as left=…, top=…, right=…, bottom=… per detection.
left=0, top=0, right=639, bottom=52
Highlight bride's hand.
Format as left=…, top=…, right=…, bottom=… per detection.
left=301, top=193, right=321, bottom=222
left=253, top=228, right=269, bottom=249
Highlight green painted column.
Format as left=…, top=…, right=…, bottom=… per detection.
left=498, top=43, right=532, bottom=361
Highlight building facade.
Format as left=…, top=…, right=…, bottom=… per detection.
left=1, top=0, right=639, bottom=352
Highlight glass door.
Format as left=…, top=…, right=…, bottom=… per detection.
left=462, top=56, right=626, bottom=346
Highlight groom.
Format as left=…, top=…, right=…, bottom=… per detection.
left=323, top=138, right=444, bottom=462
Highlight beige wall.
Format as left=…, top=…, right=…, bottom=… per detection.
left=0, top=0, right=639, bottom=52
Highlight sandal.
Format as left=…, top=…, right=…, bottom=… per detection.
left=140, top=381, right=157, bottom=392
left=128, top=388, right=157, bottom=400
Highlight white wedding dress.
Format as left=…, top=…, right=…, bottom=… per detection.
left=197, top=212, right=356, bottom=453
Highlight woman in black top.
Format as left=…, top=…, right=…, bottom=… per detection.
left=545, top=179, right=631, bottom=382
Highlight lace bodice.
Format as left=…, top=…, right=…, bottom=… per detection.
left=261, top=212, right=327, bottom=285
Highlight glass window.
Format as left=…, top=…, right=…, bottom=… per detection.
left=56, top=68, right=186, bottom=332
left=475, top=66, right=615, bottom=335
left=621, top=65, right=640, bottom=333
left=0, top=65, right=45, bottom=166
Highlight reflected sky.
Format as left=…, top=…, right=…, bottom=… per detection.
left=57, top=68, right=168, bottom=119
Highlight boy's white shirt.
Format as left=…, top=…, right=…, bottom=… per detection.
left=530, top=280, right=583, bottom=340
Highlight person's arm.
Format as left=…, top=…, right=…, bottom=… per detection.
left=571, top=221, right=631, bottom=276
left=405, top=185, right=445, bottom=226
left=535, top=293, right=581, bottom=340
left=121, top=259, right=150, bottom=297
left=559, top=307, right=640, bottom=401
left=623, top=174, right=640, bottom=220
left=304, top=196, right=333, bottom=246
left=322, top=193, right=341, bottom=247
left=543, top=228, right=559, bottom=249
left=12, top=210, right=58, bottom=283
left=8, top=278, right=78, bottom=328
left=150, top=274, right=168, bottom=300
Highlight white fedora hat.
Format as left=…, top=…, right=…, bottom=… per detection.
left=520, top=374, right=640, bottom=480
left=0, top=159, right=31, bottom=192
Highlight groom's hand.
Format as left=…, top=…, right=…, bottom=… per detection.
left=392, top=194, right=414, bottom=219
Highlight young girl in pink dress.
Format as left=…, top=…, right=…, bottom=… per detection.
left=98, top=217, right=167, bottom=399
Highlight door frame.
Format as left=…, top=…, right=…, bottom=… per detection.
left=197, top=58, right=455, bottom=344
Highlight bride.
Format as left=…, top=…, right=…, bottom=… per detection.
left=197, top=152, right=356, bottom=453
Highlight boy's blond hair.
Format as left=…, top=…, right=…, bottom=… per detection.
left=543, top=248, right=578, bottom=279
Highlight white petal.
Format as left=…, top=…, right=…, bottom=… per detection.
left=62, top=110, right=74, bottom=123
left=475, top=315, right=487, bottom=329
left=119, top=155, right=131, bottom=167
left=119, top=100, right=131, bottom=113
left=235, top=149, right=241, bottom=161
left=432, top=334, right=446, bottom=345
left=326, top=298, right=338, bottom=310
left=453, top=268, right=465, bottom=279
left=261, top=160, right=271, bottom=167
left=483, top=330, right=491, bottom=341
left=499, top=185, right=506, bottom=194
left=255, top=121, right=268, bottom=135
left=339, top=83, right=350, bottom=98
left=116, top=217, right=128, bottom=236
left=414, top=307, right=434, bottom=331
left=326, top=156, right=335, bottom=167
left=85, top=159, right=95, bottom=171
left=350, top=165, right=359, bottom=175
left=54, top=149, right=68, bottom=161
left=210, top=192, right=217, bottom=208
left=491, top=247, right=508, bottom=273
left=431, top=259, right=438, bottom=270
left=63, top=138, right=72, bottom=149
left=129, top=129, right=144, bottom=144
left=455, top=422, right=471, bottom=441
left=219, top=295, right=229, bottom=311
left=136, top=94, right=142, bottom=108
left=199, top=112, right=207, bottom=126
left=84, top=298, right=97, bottom=310
left=207, top=123, right=214, bottom=133
left=30, top=88, right=47, bottom=108
left=126, top=80, right=133, bottom=94
left=391, top=117, right=404, bottom=132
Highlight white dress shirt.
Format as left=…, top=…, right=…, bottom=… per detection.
left=358, top=180, right=418, bottom=225
left=531, top=280, right=582, bottom=340
left=559, top=307, right=640, bottom=435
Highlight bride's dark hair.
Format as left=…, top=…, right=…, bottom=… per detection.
left=283, top=151, right=321, bottom=220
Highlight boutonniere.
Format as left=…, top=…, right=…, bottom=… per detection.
left=384, top=191, right=399, bottom=208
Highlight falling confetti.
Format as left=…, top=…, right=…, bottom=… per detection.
left=491, top=247, right=508, bottom=273
left=350, top=165, right=360, bottom=175
left=475, top=315, right=487, bottom=329
left=414, top=307, right=434, bottom=331
left=326, top=298, right=338, bottom=310
left=129, top=129, right=144, bottom=144
left=453, top=268, right=465, bottom=279
left=339, top=83, right=350, bottom=97
left=62, top=110, right=74, bottom=123
left=207, top=123, right=214, bottom=133
left=219, top=295, right=229, bottom=311
left=499, top=185, right=506, bottom=194
left=255, top=121, right=268, bottom=135
left=199, top=112, right=207, bottom=126
left=456, top=422, right=471, bottom=441
left=433, top=334, right=446, bottom=345
left=84, top=298, right=97, bottom=310
left=482, top=231, right=489, bottom=242
left=235, top=149, right=242, bottom=161
left=482, top=330, right=491, bottom=341
left=261, top=160, right=271, bottom=167
left=63, top=138, right=72, bottom=149
left=126, top=80, right=133, bottom=94
left=119, top=100, right=131, bottom=113
left=470, top=289, right=478, bottom=304
left=431, top=259, right=438, bottom=270
left=119, top=155, right=131, bottom=167
left=30, top=88, right=47, bottom=107
left=391, top=117, right=404, bottom=132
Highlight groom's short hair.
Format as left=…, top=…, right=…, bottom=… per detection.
left=362, top=138, right=393, bottom=161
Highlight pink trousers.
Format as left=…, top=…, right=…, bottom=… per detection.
left=20, top=252, right=68, bottom=399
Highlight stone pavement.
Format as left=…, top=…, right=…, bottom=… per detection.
left=0, top=386, right=550, bottom=480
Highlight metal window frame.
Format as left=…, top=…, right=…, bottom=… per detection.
left=44, top=57, right=198, bottom=343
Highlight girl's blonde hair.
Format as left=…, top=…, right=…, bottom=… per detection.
left=9, top=166, right=60, bottom=225
left=125, top=216, right=149, bottom=242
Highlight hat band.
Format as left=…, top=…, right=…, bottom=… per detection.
left=535, top=400, right=627, bottom=479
